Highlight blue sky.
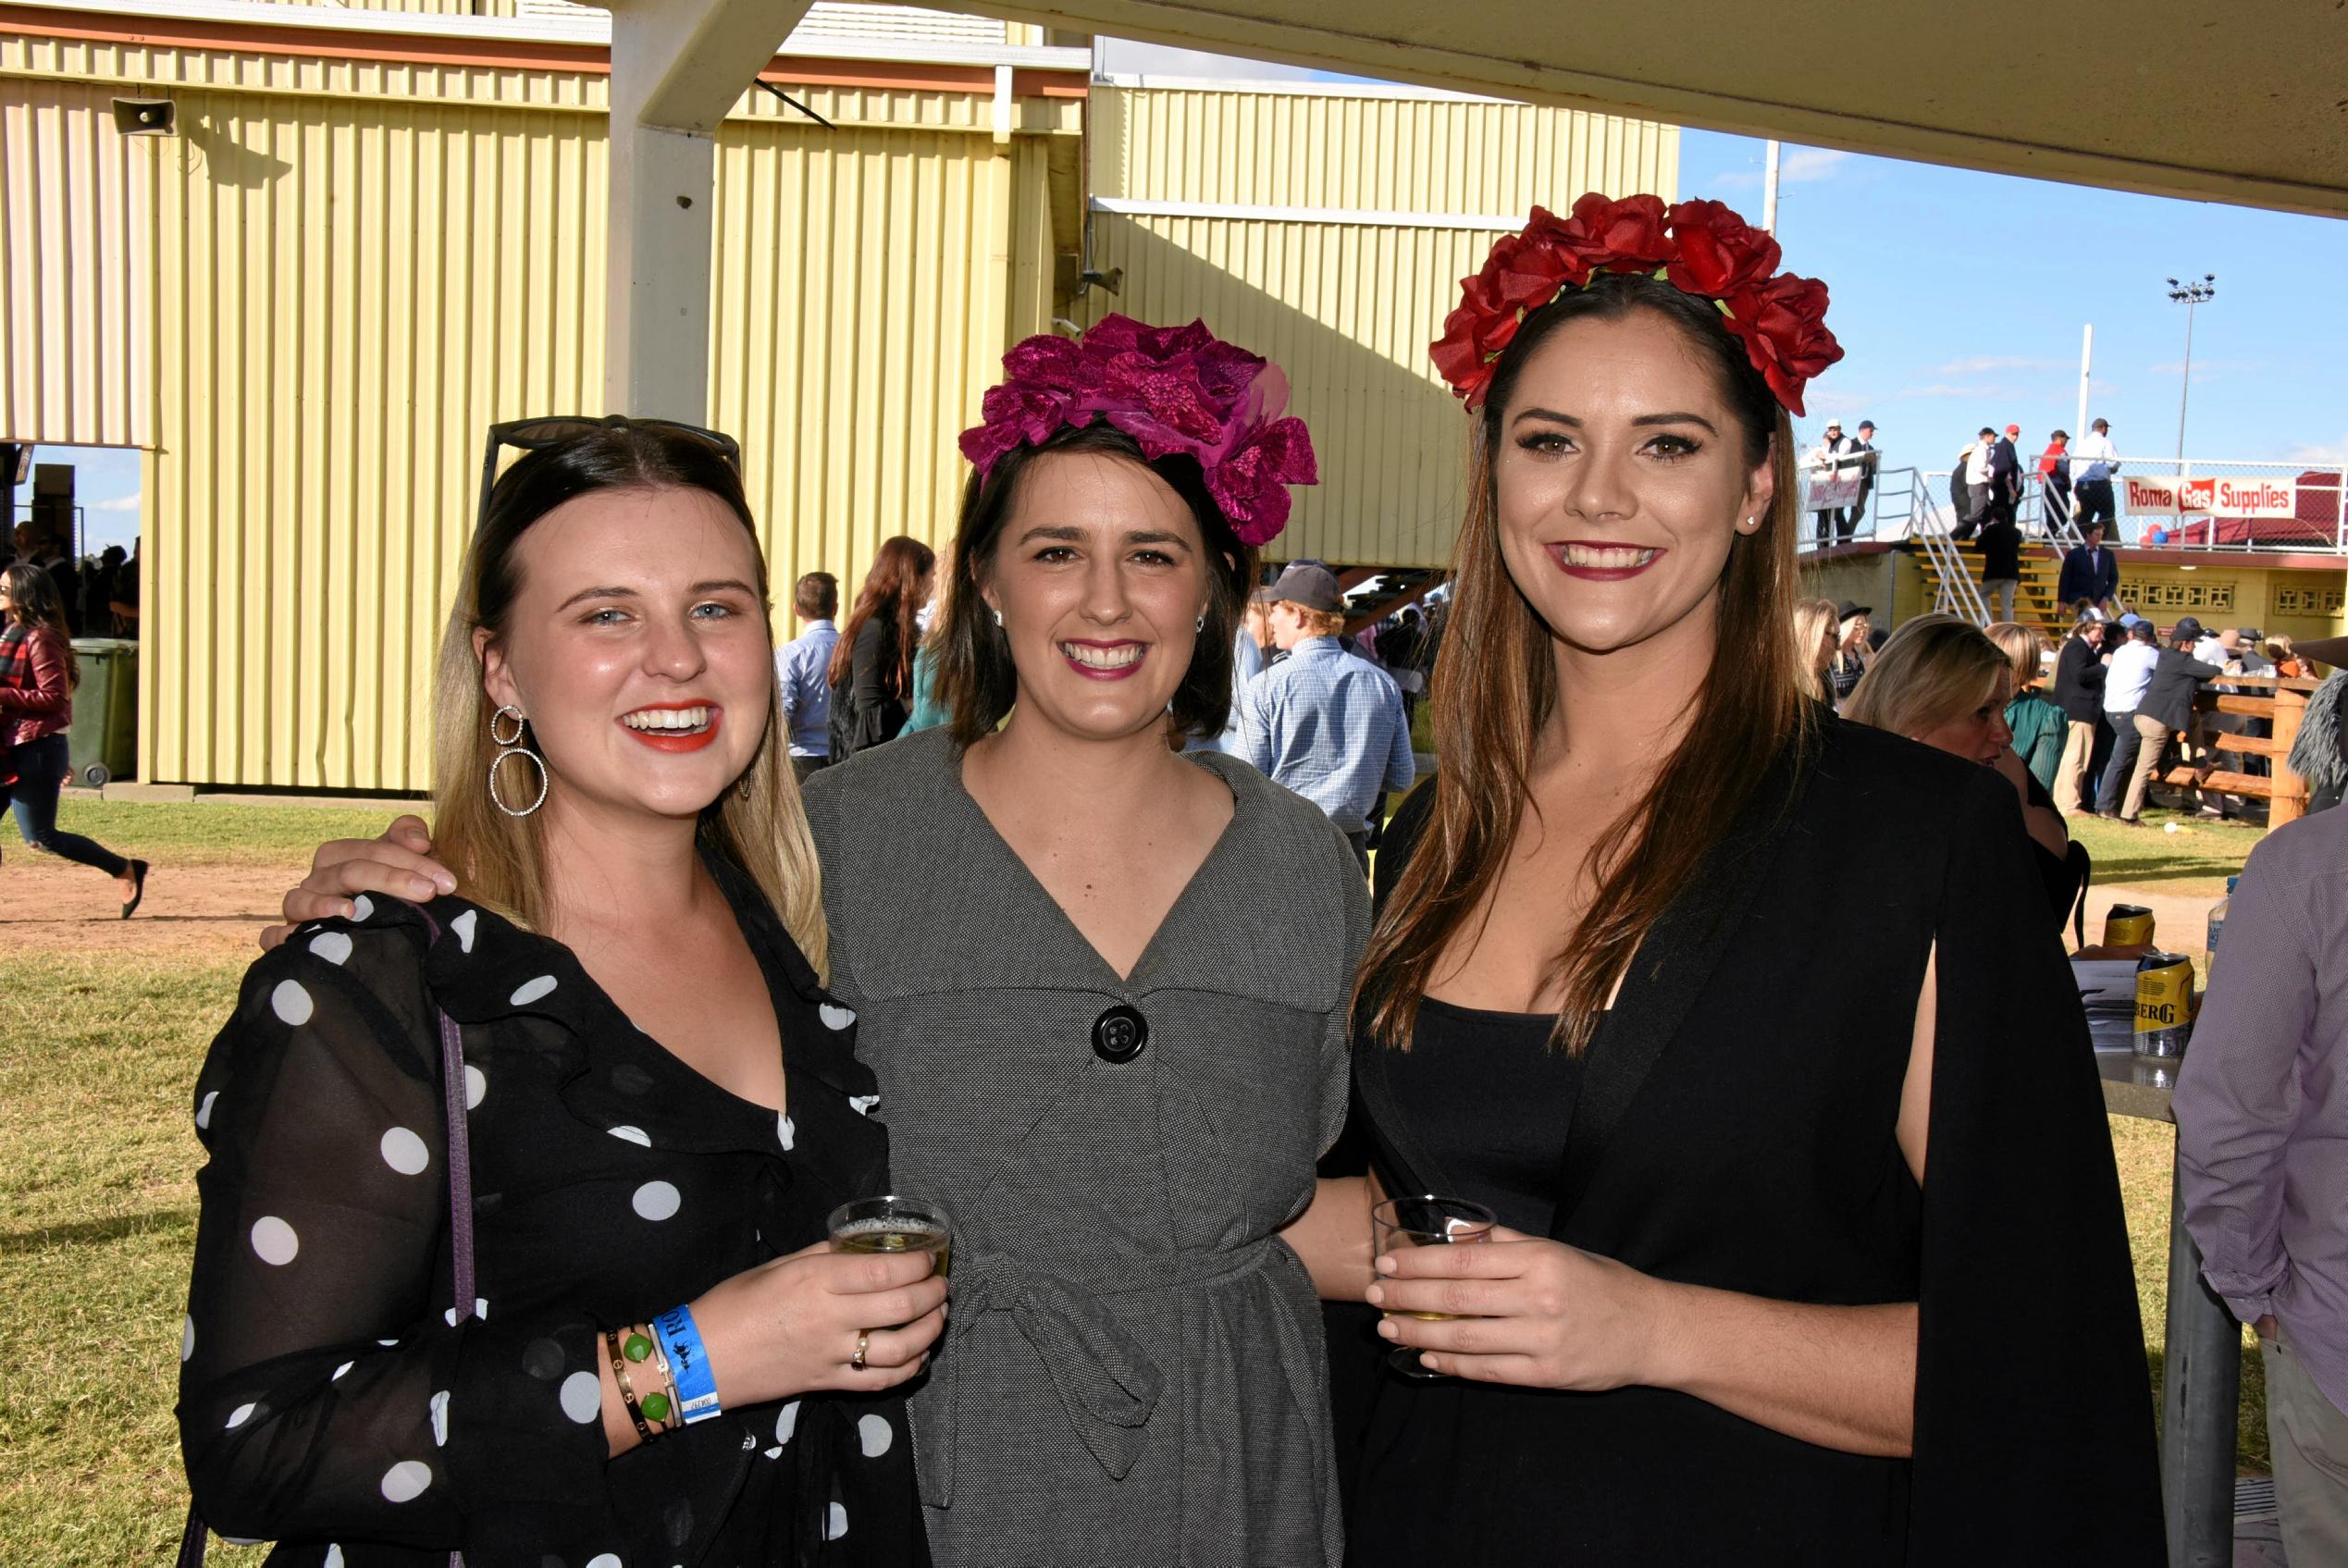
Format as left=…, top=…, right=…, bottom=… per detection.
left=1679, top=130, right=2348, bottom=479
left=26, top=58, right=2347, bottom=558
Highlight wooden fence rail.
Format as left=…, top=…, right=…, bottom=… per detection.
left=2153, top=673, right=2317, bottom=826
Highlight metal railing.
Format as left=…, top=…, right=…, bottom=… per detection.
left=1936, top=456, right=2347, bottom=554
left=1905, top=475, right=1991, bottom=625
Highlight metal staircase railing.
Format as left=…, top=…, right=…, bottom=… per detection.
left=1909, top=484, right=1991, bottom=626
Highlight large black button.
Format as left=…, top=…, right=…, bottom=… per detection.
left=1091, top=1005, right=1148, bottom=1064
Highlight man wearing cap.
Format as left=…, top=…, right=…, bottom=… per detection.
left=1828, top=600, right=1872, bottom=704
left=2071, top=418, right=2122, bottom=531
left=1803, top=420, right=1860, bottom=548
left=2058, top=518, right=2122, bottom=620
left=1238, top=562, right=1415, bottom=870
left=2038, top=430, right=2073, bottom=534
left=1848, top=419, right=1879, bottom=537
left=2115, top=617, right=2222, bottom=821
left=2175, top=748, right=2348, bottom=1562
left=2093, top=617, right=2162, bottom=821
left=1954, top=428, right=1996, bottom=541
left=1987, top=424, right=2025, bottom=534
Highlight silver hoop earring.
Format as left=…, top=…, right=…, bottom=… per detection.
left=487, top=706, right=548, bottom=817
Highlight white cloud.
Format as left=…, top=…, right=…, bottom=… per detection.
left=1709, top=169, right=1761, bottom=190
left=1778, top=148, right=1850, bottom=184
left=2284, top=434, right=2348, bottom=464
left=1887, top=382, right=2028, bottom=401
left=1934, top=355, right=2070, bottom=376
left=87, top=493, right=141, bottom=512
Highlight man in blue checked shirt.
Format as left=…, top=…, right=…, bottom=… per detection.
left=774, top=571, right=840, bottom=784
left=1240, top=563, right=1416, bottom=871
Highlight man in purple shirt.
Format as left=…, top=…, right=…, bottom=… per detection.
left=2176, top=723, right=2348, bottom=1561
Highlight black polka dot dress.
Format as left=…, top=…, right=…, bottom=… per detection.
left=178, top=858, right=925, bottom=1568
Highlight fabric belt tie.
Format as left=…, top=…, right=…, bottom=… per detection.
left=917, top=1249, right=1166, bottom=1508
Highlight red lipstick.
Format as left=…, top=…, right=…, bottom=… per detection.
left=1059, top=639, right=1149, bottom=682
left=618, top=701, right=723, bottom=753
left=1546, top=540, right=1667, bottom=582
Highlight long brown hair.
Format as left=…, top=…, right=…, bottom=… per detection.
left=1357, top=273, right=1816, bottom=1054
left=433, top=424, right=829, bottom=973
left=0, top=562, right=78, bottom=687
left=827, top=536, right=935, bottom=696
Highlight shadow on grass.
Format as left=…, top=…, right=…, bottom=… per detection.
left=0, top=1209, right=197, bottom=1254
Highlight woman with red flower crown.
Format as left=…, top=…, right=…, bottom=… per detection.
left=1317, top=194, right=2164, bottom=1563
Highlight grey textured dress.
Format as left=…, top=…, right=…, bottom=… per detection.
left=802, top=725, right=1365, bottom=1568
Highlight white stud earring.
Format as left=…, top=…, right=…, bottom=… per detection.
left=992, top=607, right=1004, bottom=629
left=1194, top=612, right=1206, bottom=634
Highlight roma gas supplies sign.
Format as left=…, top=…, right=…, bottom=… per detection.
left=2123, top=475, right=2299, bottom=518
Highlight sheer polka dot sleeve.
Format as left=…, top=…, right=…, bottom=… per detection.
left=179, top=919, right=613, bottom=1552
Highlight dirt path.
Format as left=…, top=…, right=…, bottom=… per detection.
left=6, top=857, right=300, bottom=963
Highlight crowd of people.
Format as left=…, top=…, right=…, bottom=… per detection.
left=1, top=522, right=139, bottom=638
left=157, top=192, right=2217, bottom=1567
left=770, top=538, right=1440, bottom=866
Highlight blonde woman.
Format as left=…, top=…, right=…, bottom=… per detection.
left=182, top=423, right=938, bottom=1565
left=1791, top=595, right=1839, bottom=700
left=1986, top=620, right=2066, bottom=795
left=1847, top=613, right=2077, bottom=915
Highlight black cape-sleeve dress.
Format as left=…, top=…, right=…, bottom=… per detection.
left=1342, top=716, right=2164, bottom=1565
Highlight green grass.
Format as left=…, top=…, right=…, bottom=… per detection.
left=54, top=800, right=419, bottom=866
left=1, top=794, right=2274, bottom=1561
left=0, top=952, right=266, bottom=1567
left=2110, top=1115, right=2269, bottom=1474
left=2070, top=805, right=2266, bottom=899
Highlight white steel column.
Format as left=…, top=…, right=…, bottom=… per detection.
left=602, top=0, right=809, bottom=420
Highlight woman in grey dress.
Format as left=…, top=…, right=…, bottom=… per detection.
left=802, top=316, right=1358, bottom=1565
left=273, top=317, right=1365, bottom=1566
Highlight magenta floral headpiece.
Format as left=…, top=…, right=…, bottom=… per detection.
left=958, top=315, right=1318, bottom=548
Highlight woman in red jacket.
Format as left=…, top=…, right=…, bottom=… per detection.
left=0, top=562, right=145, bottom=914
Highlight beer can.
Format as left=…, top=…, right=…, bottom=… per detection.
left=2104, top=904, right=2156, bottom=947
left=2133, top=953, right=2195, bottom=1059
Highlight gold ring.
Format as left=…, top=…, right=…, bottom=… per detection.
left=851, top=1330, right=871, bottom=1371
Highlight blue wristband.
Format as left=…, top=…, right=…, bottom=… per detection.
left=652, top=1304, right=723, bottom=1425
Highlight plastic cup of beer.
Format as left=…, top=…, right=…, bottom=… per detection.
left=828, top=1195, right=953, bottom=1278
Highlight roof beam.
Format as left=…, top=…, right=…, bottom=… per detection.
left=949, top=0, right=2348, bottom=218
left=600, top=0, right=809, bottom=419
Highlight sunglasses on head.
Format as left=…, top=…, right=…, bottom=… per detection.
left=476, top=415, right=742, bottom=526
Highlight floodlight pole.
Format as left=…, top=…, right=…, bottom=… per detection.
left=2166, top=273, right=2215, bottom=465
left=1761, top=140, right=1781, bottom=231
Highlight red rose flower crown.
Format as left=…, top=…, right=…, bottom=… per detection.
left=958, top=315, right=1318, bottom=549
left=1429, top=193, right=1845, bottom=417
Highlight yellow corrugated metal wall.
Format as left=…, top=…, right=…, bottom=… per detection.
left=1083, top=86, right=1676, bottom=567
left=0, top=78, right=147, bottom=447
left=0, top=30, right=1072, bottom=790
left=146, top=90, right=611, bottom=791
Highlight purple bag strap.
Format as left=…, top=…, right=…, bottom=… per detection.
left=180, top=904, right=473, bottom=1568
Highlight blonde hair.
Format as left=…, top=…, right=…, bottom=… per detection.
left=1983, top=621, right=2046, bottom=691
left=1287, top=602, right=1348, bottom=639
left=1843, top=614, right=2009, bottom=740
left=1791, top=597, right=1838, bottom=699
left=433, top=426, right=828, bottom=975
